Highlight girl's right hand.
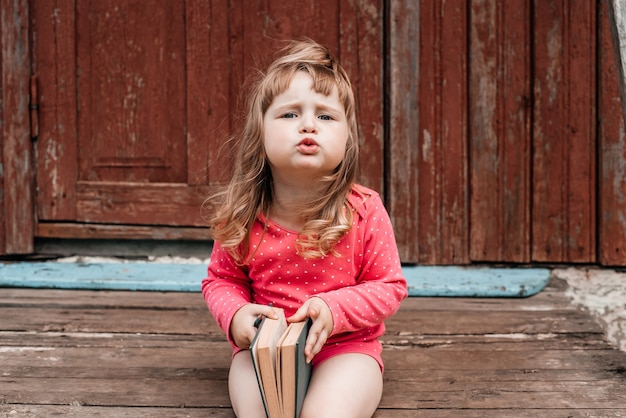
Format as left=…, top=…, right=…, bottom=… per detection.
left=230, top=303, right=280, bottom=349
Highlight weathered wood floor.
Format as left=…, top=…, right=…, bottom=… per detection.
left=1, top=277, right=625, bottom=417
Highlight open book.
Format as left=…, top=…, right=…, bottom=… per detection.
left=250, top=308, right=312, bottom=418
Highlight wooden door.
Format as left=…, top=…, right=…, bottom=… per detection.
left=33, top=1, right=212, bottom=240
left=31, top=0, right=384, bottom=241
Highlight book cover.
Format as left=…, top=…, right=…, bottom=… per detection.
left=278, top=318, right=312, bottom=418
left=250, top=310, right=312, bottom=418
left=250, top=308, right=287, bottom=418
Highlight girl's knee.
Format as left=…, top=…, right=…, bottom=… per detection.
left=300, top=354, right=382, bottom=418
left=228, top=351, right=266, bottom=418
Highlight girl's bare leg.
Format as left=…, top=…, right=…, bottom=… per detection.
left=228, top=350, right=266, bottom=418
left=300, top=353, right=383, bottom=418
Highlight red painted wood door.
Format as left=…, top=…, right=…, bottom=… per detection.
left=31, top=0, right=384, bottom=240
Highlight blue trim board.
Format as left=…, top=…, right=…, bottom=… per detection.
left=0, top=262, right=551, bottom=297
left=403, top=266, right=550, bottom=297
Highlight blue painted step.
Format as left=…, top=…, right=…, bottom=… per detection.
left=0, top=262, right=551, bottom=297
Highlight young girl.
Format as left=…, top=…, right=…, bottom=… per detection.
left=202, top=38, right=408, bottom=418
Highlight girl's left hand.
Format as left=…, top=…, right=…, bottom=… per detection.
left=287, top=297, right=333, bottom=363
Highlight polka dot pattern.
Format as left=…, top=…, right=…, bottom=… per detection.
left=201, top=185, right=408, bottom=365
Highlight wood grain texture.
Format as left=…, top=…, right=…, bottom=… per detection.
left=606, top=0, right=626, bottom=128
left=469, top=0, right=531, bottom=263
left=1, top=0, right=34, bottom=254
left=415, top=0, right=469, bottom=264
left=339, top=0, right=385, bottom=193
left=36, top=222, right=211, bottom=241
left=1, top=279, right=625, bottom=415
left=599, top=1, right=626, bottom=266
left=532, top=0, right=597, bottom=263
left=75, top=182, right=209, bottom=226
left=388, top=0, right=420, bottom=262
left=76, top=1, right=187, bottom=184
left=186, top=0, right=232, bottom=187
left=32, top=0, right=78, bottom=221
left=26, top=0, right=385, bottom=237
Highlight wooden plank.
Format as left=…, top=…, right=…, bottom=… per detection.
left=1, top=0, right=34, bottom=254
left=32, top=0, right=78, bottom=221
left=532, top=0, right=597, bottom=263
left=469, top=0, right=531, bottom=262
left=0, top=377, right=230, bottom=408
left=339, top=0, right=385, bottom=194
left=185, top=0, right=232, bottom=186
left=386, top=308, right=601, bottom=335
left=2, top=365, right=624, bottom=410
left=0, top=405, right=235, bottom=418
left=75, top=182, right=209, bottom=226
left=387, top=1, right=420, bottom=262
left=0, top=306, right=211, bottom=334
left=606, top=0, right=626, bottom=127
left=403, top=265, right=550, bottom=297
left=0, top=288, right=204, bottom=308
left=0, top=342, right=232, bottom=370
left=1, top=303, right=599, bottom=336
left=415, top=0, right=469, bottom=264
left=382, top=345, right=626, bottom=371
left=375, top=410, right=626, bottom=418
left=599, top=0, right=626, bottom=266
left=0, top=261, right=549, bottom=296
left=36, top=222, right=212, bottom=240
left=0, top=260, right=208, bottom=291
left=382, top=334, right=613, bottom=351
left=379, top=364, right=626, bottom=381
left=379, top=379, right=626, bottom=409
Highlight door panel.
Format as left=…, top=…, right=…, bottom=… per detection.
left=76, top=1, right=187, bottom=184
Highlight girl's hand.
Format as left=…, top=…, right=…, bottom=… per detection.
left=288, top=297, right=333, bottom=363
left=230, top=303, right=280, bottom=349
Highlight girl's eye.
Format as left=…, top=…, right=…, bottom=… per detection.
left=319, top=114, right=333, bottom=121
left=282, top=112, right=297, bottom=119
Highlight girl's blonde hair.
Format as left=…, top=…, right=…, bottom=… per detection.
left=206, top=38, right=360, bottom=263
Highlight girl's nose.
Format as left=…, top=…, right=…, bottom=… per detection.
left=299, top=114, right=318, bottom=133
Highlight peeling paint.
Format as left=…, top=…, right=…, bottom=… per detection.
left=421, top=129, right=432, bottom=161
left=545, top=19, right=562, bottom=106
left=555, top=268, right=626, bottom=353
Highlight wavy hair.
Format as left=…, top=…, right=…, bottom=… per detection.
left=205, top=38, right=360, bottom=263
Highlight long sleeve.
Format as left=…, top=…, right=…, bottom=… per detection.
left=315, top=193, right=408, bottom=336
left=202, top=243, right=252, bottom=344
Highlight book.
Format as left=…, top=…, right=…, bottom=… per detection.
left=250, top=308, right=312, bottom=418
left=276, top=318, right=312, bottom=418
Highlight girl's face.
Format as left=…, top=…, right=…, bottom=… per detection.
left=263, top=71, right=349, bottom=184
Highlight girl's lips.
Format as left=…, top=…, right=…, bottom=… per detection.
left=297, top=138, right=319, bottom=154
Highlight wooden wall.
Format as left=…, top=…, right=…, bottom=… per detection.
left=390, top=0, right=626, bottom=267
left=1, top=0, right=626, bottom=267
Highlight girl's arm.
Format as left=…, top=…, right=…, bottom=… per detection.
left=311, top=193, right=408, bottom=336
left=202, top=243, right=255, bottom=346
